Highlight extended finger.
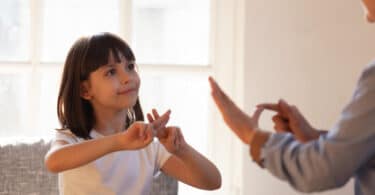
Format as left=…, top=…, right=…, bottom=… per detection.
left=257, top=103, right=279, bottom=112
left=252, top=107, right=265, bottom=124
left=147, top=113, right=154, bottom=123
left=209, top=77, right=232, bottom=109
left=152, top=109, right=160, bottom=119
left=152, top=110, right=171, bottom=130
left=208, top=76, right=222, bottom=95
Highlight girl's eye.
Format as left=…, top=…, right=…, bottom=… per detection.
left=106, top=68, right=116, bottom=76
left=127, top=63, right=135, bottom=71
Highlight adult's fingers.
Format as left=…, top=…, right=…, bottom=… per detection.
left=257, top=103, right=279, bottom=112
left=209, top=76, right=232, bottom=111
left=252, top=107, right=265, bottom=125
left=278, top=99, right=294, bottom=119
left=209, top=76, right=223, bottom=96
left=272, top=114, right=290, bottom=133
left=290, top=105, right=304, bottom=122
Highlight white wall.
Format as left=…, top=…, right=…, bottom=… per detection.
left=242, top=0, right=375, bottom=195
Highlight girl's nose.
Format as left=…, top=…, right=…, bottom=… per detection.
left=120, top=70, right=131, bottom=84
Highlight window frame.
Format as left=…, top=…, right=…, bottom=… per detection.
left=0, top=0, right=246, bottom=194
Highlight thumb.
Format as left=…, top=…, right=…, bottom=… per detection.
left=252, top=107, right=264, bottom=124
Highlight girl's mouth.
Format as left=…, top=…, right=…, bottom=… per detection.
left=118, top=88, right=137, bottom=95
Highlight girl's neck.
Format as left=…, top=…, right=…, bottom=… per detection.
left=93, top=108, right=128, bottom=136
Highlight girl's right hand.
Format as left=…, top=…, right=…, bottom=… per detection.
left=116, top=111, right=171, bottom=150
left=116, top=122, right=154, bottom=150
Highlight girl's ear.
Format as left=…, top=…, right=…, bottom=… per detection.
left=80, top=81, right=92, bottom=100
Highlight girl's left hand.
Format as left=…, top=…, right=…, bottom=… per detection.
left=147, top=109, right=187, bottom=155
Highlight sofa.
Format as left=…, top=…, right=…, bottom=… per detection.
left=0, top=140, right=177, bottom=195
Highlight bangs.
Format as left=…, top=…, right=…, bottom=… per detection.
left=81, top=33, right=135, bottom=80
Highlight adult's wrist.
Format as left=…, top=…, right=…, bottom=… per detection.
left=249, top=130, right=271, bottom=168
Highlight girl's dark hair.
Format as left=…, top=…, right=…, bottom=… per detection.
left=57, top=32, right=144, bottom=139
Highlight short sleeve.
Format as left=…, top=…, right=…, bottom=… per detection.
left=152, top=141, right=172, bottom=176
left=54, top=129, right=80, bottom=144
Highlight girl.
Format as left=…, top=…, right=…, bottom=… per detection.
left=45, top=32, right=221, bottom=195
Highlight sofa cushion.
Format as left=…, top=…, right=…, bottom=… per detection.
left=0, top=140, right=57, bottom=195
left=0, top=140, right=177, bottom=195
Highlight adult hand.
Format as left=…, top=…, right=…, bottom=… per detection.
left=208, top=76, right=264, bottom=144
left=258, top=99, right=323, bottom=143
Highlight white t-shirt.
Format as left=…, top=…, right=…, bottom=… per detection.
left=54, top=129, right=172, bottom=195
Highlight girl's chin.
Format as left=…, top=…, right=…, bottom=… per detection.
left=121, top=100, right=138, bottom=108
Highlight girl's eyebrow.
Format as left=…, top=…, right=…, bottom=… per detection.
left=99, top=64, right=116, bottom=71
left=103, top=64, right=116, bottom=68
left=101, top=58, right=135, bottom=69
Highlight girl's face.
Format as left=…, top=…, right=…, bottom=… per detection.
left=81, top=50, right=140, bottom=111
left=362, top=0, right=375, bottom=22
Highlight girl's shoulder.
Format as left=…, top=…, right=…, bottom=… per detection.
left=54, top=129, right=81, bottom=144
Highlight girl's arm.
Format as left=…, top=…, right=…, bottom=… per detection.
left=45, top=112, right=170, bottom=173
left=45, top=133, right=124, bottom=173
left=147, top=111, right=221, bottom=190
left=161, top=141, right=221, bottom=190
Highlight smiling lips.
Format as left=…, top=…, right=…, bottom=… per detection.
left=118, top=88, right=137, bottom=95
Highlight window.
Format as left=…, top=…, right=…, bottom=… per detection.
left=0, top=0, right=30, bottom=61
left=132, top=0, right=210, bottom=65
left=0, top=0, right=245, bottom=194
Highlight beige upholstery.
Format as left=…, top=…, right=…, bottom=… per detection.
left=0, top=140, right=177, bottom=195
